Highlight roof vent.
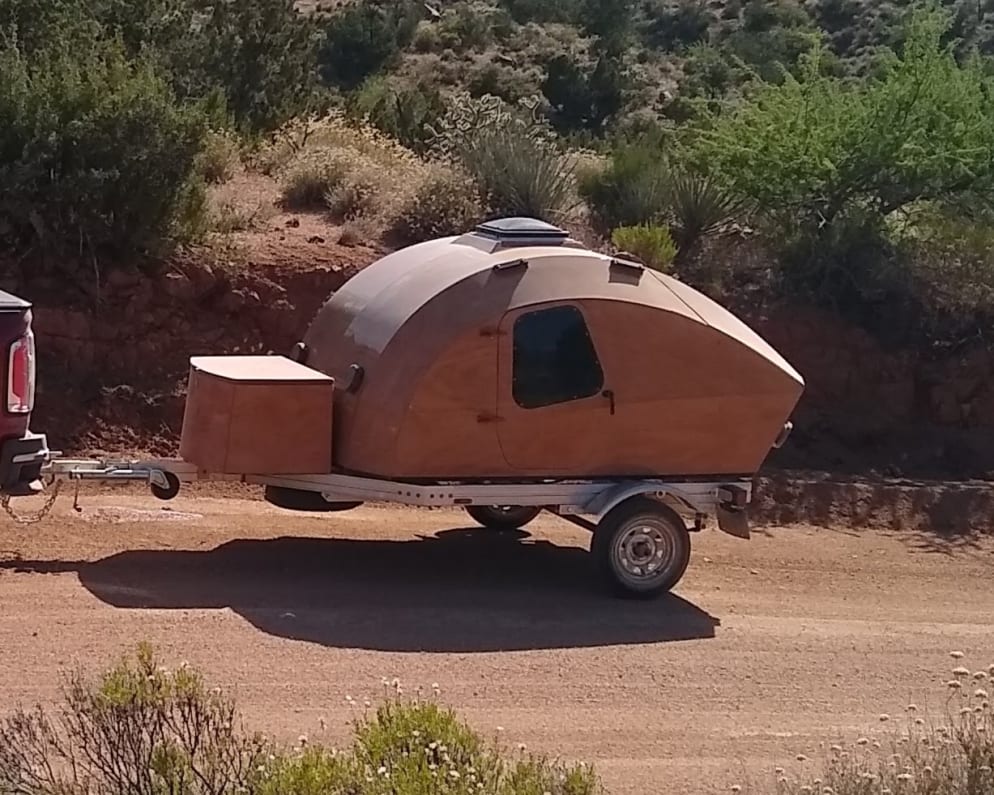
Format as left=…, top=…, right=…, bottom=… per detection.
left=473, top=217, right=569, bottom=247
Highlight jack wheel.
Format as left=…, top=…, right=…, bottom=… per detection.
left=465, top=504, right=541, bottom=530
left=150, top=471, right=181, bottom=501
left=591, top=496, right=691, bottom=599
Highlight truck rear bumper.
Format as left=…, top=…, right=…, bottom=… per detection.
left=0, top=432, right=50, bottom=495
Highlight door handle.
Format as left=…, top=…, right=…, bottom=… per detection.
left=601, top=389, right=615, bottom=415
left=477, top=412, right=504, bottom=423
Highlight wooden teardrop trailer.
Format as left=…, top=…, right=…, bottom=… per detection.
left=44, top=218, right=804, bottom=598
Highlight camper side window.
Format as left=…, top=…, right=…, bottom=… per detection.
left=512, top=305, right=604, bottom=409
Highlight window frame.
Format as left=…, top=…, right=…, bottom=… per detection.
left=509, top=303, right=605, bottom=410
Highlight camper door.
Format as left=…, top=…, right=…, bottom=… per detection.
left=495, top=301, right=613, bottom=473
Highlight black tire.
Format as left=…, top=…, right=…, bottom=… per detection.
left=150, top=471, right=181, bottom=501
left=465, top=504, right=542, bottom=530
left=264, top=485, right=363, bottom=512
left=591, top=496, right=691, bottom=599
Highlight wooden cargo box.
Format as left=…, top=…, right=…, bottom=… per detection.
left=179, top=355, right=334, bottom=475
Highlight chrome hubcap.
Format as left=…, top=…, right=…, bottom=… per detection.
left=613, top=520, right=674, bottom=586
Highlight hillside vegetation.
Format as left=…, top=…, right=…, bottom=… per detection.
left=2, top=0, right=994, bottom=349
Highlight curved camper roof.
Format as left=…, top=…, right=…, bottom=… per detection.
left=301, top=217, right=804, bottom=478
left=311, top=217, right=802, bottom=383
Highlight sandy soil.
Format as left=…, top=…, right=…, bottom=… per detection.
left=1, top=486, right=992, bottom=794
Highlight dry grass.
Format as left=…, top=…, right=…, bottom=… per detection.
left=258, top=111, right=483, bottom=238
left=739, top=652, right=994, bottom=795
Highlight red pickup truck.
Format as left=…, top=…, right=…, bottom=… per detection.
left=0, top=289, right=50, bottom=496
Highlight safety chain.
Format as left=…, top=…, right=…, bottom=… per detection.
left=0, top=479, right=64, bottom=524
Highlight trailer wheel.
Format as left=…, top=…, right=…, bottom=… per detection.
left=465, top=505, right=541, bottom=530
left=591, top=496, right=691, bottom=599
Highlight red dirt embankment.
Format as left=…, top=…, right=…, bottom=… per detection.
left=5, top=229, right=994, bottom=534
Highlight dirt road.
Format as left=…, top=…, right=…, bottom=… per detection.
left=1, top=487, right=992, bottom=793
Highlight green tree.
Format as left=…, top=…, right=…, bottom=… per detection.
left=692, top=2, right=994, bottom=301
left=318, top=0, right=421, bottom=91
left=0, top=38, right=209, bottom=263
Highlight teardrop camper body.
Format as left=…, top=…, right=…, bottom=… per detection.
left=45, top=218, right=806, bottom=599
left=297, top=219, right=804, bottom=482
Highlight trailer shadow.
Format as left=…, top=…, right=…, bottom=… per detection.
left=3, top=527, right=719, bottom=652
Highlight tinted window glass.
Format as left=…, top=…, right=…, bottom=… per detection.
left=512, top=305, right=604, bottom=409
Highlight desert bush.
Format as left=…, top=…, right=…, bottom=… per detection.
left=437, top=2, right=496, bottom=53
left=769, top=651, right=994, bottom=795
left=281, top=153, right=351, bottom=209
left=271, top=113, right=432, bottom=233
left=578, top=141, right=670, bottom=233
left=0, top=644, right=603, bottom=795
left=318, top=0, right=421, bottom=90
left=667, top=168, right=747, bottom=251
left=177, top=0, right=322, bottom=134
left=691, top=3, right=994, bottom=306
left=461, top=126, right=578, bottom=221
left=0, top=37, right=209, bottom=263
left=210, top=197, right=276, bottom=233
left=0, top=643, right=268, bottom=794
left=611, top=224, right=678, bottom=271
left=198, top=129, right=242, bottom=184
left=641, top=0, right=715, bottom=52
left=324, top=166, right=380, bottom=221
left=1, top=0, right=321, bottom=135
left=349, top=75, right=447, bottom=153
left=886, top=203, right=994, bottom=344
left=431, top=93, right=579, bottom=222
left=541, top=49, right=632, bottom=134
left=389, top=164, right=485, bottom=243
left=497, top=0, right=581, bottom=24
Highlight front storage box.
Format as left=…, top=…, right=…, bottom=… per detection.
left=179, top=355, right=334, bottom=475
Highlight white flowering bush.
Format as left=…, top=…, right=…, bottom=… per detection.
left=0, top=644, right=600, bottom=795
left=762, top=651, right=994, bottom=795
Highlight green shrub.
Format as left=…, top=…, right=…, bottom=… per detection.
left=578, top=141, right=670, bottom=233
left=389, top=165, right=485, bottom=243
left=642, top=0, right=715, bottom=52
left=0, top=643, right=268, bottom=794
left=541, top=50, right=632, bottom=134
left=348, top=75, right=447, bottom=153
left=255, top=746, right=357, bottom=794
left=667, top=168, right=747, bottom=250
left=611, top=224, right=678, bottom=271
left=318, top=0, right=421, bottom=91
left=1, top=0, right=321, bottom=135
left=323, top=168, right=379, bottom=221
left=437, top=2, right=495, bottom=53
left=691, top=3, right=994, bottom=305
left=198, top=129, right=242, bottom=184
left=280, top=154, right=350, bottom=209
left=461, top=125, right=578, bottom=221
left=497, top=0, right=581, bottom=24
left=431, top=93, right=578, bottom=222
left=0, top=644, right=604, bottom=795
left=178, top=0, right=322, bottom=134
left=0, top=38, right=209, bottom=263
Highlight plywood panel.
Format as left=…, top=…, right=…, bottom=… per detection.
left=391, top=328, right=501, bottom=477
left=179, top=355, right=334, bottom=475
left=493, top=299, right=803, bottom=477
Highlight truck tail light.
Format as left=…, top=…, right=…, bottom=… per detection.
left=7, top=329, right=36, bottom=414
